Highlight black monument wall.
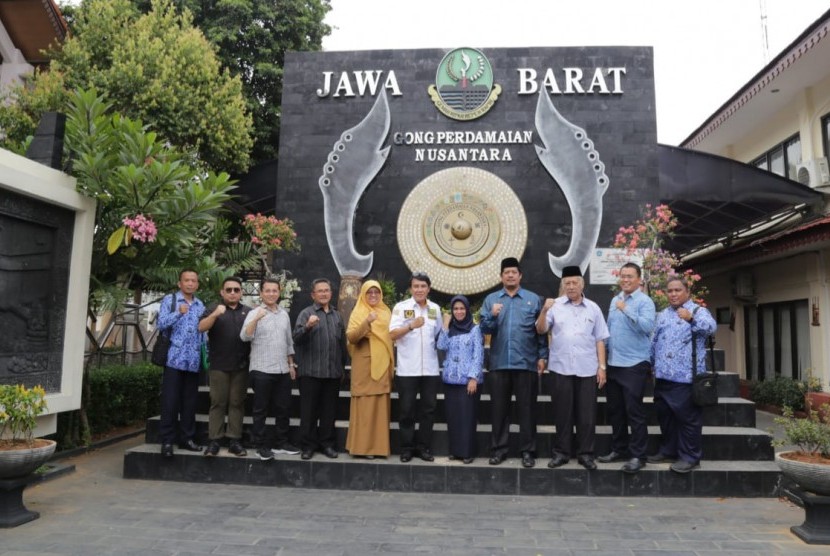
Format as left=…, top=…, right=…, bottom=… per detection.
left=275, top=47, right=657, bottom=315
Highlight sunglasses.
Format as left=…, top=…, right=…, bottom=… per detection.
left=224, top=287, right=242, bottom=293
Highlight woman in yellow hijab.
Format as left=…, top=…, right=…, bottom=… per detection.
left=346, top=280, right=394, bottom=458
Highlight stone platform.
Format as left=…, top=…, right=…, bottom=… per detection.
left=124, top=371, right=782, bottom=497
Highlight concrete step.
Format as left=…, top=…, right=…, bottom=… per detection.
left=191, top=389, right=757, bottom=428
left=144, top=416, right=774, bottom=461
left=123, top=443, right=781, bottom=498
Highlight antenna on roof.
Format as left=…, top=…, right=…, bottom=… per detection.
left=759, top=0, right=770, bottom=63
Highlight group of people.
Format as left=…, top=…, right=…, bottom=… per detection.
left=155, top=256, right=716, bottom=474
left=476, top=257, right=716, bottom=474
left=157, top=272, right=346, bottom=461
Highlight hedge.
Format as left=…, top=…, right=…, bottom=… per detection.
left=86, top=362, right=162, bottom=432
left=56, top=362, right=162, bottom=449
left=750, top=375, right=807, bottom=411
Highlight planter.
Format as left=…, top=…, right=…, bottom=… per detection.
left=776, top=451, right=830, bottom=496
left=0, top=439, right=57, bottom=480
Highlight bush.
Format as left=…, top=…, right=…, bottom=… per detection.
left=774, top=405, right=830, bottom=456
left=750, top=376, right=808, bottom=411
left=86, top=362, right=162, bottom=432
left=56, top=362, right=162, bottom=449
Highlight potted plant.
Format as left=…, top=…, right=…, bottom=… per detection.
left=0, top=384, right=56, bottom=480
left=774, top=405, right=830, bottom=496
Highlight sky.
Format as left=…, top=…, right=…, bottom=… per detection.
left=322, top=0, right=830, bottom=145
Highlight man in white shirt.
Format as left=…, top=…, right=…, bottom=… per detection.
left=389, top=272, right=442, bottom=462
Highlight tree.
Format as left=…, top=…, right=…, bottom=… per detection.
left=65, top=88, right=248, bottom=305
left=2, top=0, right=253, bottom=172
left=612, top=204, right=707, bottom=310
left=134, top=0, right=332, bottom=164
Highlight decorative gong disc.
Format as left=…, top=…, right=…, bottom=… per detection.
left=397, top=167, right=527, bottom=294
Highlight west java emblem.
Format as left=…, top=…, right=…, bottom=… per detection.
left=428, top=47, right=501, bottom=121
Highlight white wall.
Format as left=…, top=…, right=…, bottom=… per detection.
left=0, top=149, right=96, bottom=436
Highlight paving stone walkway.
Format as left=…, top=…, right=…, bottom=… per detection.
left=2, top=413, right=826, bottom=555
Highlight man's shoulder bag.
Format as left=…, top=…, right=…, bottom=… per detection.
left=151, top=295, right=176, bottom=367
left=690, top=307, right=718, bottom=407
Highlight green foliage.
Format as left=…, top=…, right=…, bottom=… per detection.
left=2, top=0, right=253, bottom=172
left=133, top=0, right=332, bottom=164
left=375, top=274, right=404, bottom=309
left=56, top=362, right=162, bottom=449
left=64, top=88, right=238, bottom=301
left=0, top=384, right=48, bottom=446
left=751, top=376, right=809, bottom=411
left=774, top=405, right=830, bottom=456
left=141, top=217, right=261, bottom=305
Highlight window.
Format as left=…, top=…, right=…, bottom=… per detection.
left=743, top=299, right=811, bottom=381
left=751, top=134, right=801, bottom=180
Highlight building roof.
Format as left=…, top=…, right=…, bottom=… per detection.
left=658, top=144, right=824, bottom=256
left=681, top=8, right=830, bottom=152
left=0, top=0, right=68, bottom=65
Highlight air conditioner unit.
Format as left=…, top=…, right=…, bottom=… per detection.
left=796, top=157, right=830, bottom=188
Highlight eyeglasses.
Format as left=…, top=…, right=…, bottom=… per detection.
left=411, top=271, right=429, bottom=280
left=366, top=290, right=381, bottom=296
left=224, top=287, right=242, bottom=293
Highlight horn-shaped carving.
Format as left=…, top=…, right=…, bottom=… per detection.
left=534, top=92, right=609, bottom=277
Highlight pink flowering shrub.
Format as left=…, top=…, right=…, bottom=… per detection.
left=242, top=213, right=298, bottom=252
left=613, top=204, right=707, bottom=310
left=122, top=214, right=158, bottom=243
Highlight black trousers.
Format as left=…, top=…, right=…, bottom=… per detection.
left=551, top=372, right=597, bottom=457
left=298, top=376, right=340, bottom=452
left=654, top=379, right=703, bottom=463
left=605, top=361, right=651, bottom=459
left=159, top=366, right=200, bottom=445
left=250, top=371, right=292, bottom=449
left=489, top=370, right=538, bottom=457
left=396, top=375, right=441, bottom=453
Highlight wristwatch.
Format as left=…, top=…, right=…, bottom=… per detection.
left=599, top=365, right=607, bottom=370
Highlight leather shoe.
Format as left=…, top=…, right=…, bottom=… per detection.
left=670, top=460, right=699, bottom=474
left=521, top=452, right=535, bottom=468
left=419, top=449, right=434, bottom=462
left=179, top=439, right=201, bottom=452
left=400, top=451, right=413, bottom=463
left=203, top=441, right=220, bottom=457
left=646, top=452, right=676, bottom=464
left=463, top=457, right=474, bottom=464
left=161, top=443, right=173, bottom=458
left=577, top=455, right=597, bottom=470
left=597, top=451, right=628, bottom=463
left=547, top=454, right=569, bottom=468
left=322, top=446, right=338, bottom=459
left=621, top=458, right=645, bottom=474
left=488, top=453, right=507, bottom=465
left=301, top=450, right=313, bottom=460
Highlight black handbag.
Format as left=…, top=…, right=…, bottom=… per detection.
left=151, top=295, right=176, bottom=367
left=690, top=310, right=718, bottom=407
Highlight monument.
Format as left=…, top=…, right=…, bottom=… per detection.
left=275, top=46, right=657, bottom=311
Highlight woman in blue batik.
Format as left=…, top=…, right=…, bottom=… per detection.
left=437, top=295, right=484, bottom=464
left=649, top=275, right=716, bottom=474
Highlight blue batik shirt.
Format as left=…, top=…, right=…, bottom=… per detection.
left=651, top=300, right=716, bottom=384
left=479, top=287, right=547, bottom=371
left=437, top=325, right=485, bottom=385
left=607, top=289, right=656, bottom=367
left=157, top=291, right=205, bottom=372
